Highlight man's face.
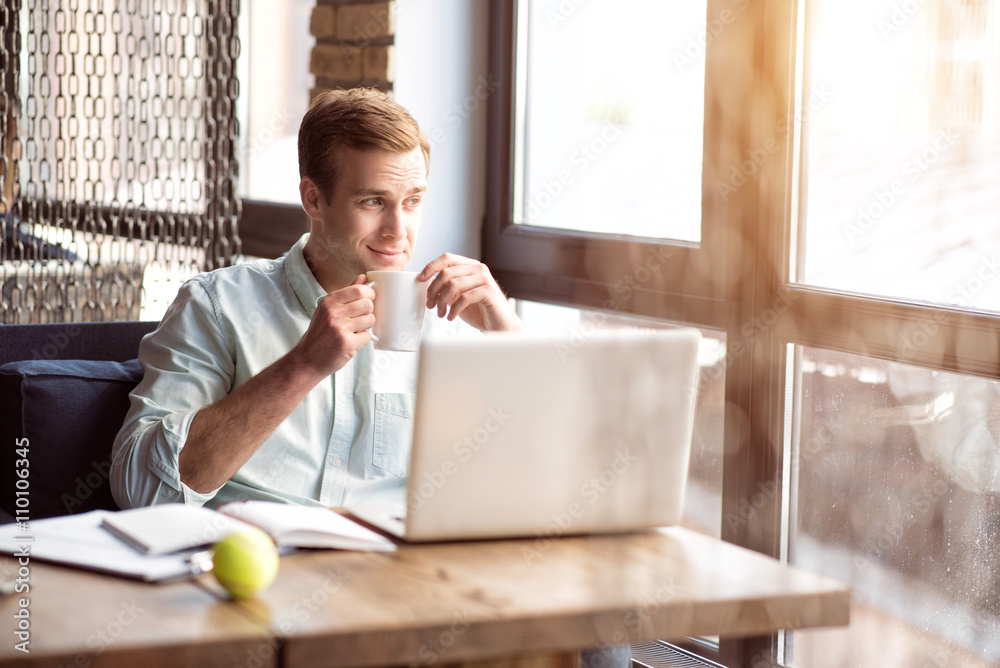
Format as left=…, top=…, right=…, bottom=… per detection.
left=303, top=145, right=427, bottom=289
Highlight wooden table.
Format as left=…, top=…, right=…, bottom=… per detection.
left=0, top=527, right=849, bottom=668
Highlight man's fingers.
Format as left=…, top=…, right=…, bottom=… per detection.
left=418, top=253, right=471, bottom=282
left=442, top=285, right=492, bottom=321
left=430, top=274, right=481, bottom=317
left=426, top=264, right=482, bottom=306
left=321, top=284, right=376, bottom=308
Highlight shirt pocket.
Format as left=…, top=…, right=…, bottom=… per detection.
left=373, top=392, right=415, bottom=478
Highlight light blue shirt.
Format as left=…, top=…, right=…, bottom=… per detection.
left=111, top=235, right=461, bottom=509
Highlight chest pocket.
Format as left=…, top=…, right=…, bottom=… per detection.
left=373, top=392, right=415, bottom=478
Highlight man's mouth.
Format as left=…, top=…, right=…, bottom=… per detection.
left=368, top=246, right=405, bottom=260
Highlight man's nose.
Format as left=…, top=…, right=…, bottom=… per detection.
left=381, top=206, right=407, bottom=239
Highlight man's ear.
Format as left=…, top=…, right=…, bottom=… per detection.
left=300, top=177, right=322, bottom=221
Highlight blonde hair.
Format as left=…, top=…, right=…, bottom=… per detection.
left=298, top=88, right=430, bottom=201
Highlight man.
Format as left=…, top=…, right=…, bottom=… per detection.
left=112, top=88, right=630, bottom=668
left=111, top=88, right=522, bottom=509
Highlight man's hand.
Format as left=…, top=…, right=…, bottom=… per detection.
left=418, top=254, right=523, bottom=332
left=181, top=275, right=375, bottom=494
left=291, top=274, right=375, bottom=379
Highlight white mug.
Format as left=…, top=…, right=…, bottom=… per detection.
left=366, top=270, right=428, bottom=352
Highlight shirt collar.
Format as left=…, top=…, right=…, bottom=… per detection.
left=285, top=234, right=328, bottom=318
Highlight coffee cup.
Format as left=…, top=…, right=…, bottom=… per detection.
left=366, top=270, right=428, bottom=352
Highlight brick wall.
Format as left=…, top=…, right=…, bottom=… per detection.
left=309, top=0, right=395, bottom=100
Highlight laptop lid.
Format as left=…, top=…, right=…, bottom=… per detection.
left=401, top=327, right=701, bottom=542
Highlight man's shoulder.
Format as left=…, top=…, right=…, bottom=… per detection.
left=184, top=255, right=288, bottom=294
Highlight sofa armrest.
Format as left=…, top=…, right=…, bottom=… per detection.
left=0, top=358, right=143, bottom=520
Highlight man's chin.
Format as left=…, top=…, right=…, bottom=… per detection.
left=366, top=254, right=409, bottom=272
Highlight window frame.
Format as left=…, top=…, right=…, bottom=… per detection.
left=482, top=0, right=729, bottom=331
left=484, top=1, right=1000, bottom=666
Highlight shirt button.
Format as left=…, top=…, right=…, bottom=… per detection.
left=333, top=458, right=343, bottom=467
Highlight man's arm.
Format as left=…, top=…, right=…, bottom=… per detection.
left=179, top=276, right=375, bottom=493
left=418, top=254, right=523, bottom=332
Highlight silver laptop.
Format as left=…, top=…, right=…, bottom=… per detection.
left=347, top=327, right=702, bottom=542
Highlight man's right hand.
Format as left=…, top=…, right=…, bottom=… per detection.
left=180, top=274, right=375, bottom=494
left=290, top=274, right=375, bottom=380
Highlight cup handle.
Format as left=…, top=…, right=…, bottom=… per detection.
left=365, top=280, right=380, bottom=343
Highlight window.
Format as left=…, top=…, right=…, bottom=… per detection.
left=237, top=0, right=313, bottom=205
left=515, top=0, right=707, bottom=241
left=233, top=0, right=313, bottom=260
left=795, top=0, right=1000, bottom=311
left=0, top=0, right=240, bottom=324
left=485, top=1, right=1000, bottom=666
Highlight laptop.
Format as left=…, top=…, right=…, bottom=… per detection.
left=346, top=327, right=702, bottom=542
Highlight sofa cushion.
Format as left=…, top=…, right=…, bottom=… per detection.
left=0, top=358, right=143, bottom=522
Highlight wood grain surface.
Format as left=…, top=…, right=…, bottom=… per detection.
left=0, top=526, right=849, bottom=668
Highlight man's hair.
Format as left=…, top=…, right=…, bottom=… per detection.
left=298, top=88, right=430, bottom=201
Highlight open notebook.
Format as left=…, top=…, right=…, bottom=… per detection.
left=0, top=501, right=394, bottom=582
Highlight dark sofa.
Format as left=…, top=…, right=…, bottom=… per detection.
left=0, top=321, right=158, bottom=524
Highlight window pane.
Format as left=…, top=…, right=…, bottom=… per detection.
left=797, top=0, right=1000, bottom=311
left=517, top=0, right=706, bottom=241
left=789, top=346, right=1000, bottom=667
left=238, top=0, right=313, bottom=204
left=515, top=300, right=723, bottom=538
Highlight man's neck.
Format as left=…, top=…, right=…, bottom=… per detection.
left=302, top=235, right=356, bottom=294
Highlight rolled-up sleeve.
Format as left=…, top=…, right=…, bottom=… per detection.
left=111, top=278, right=235, bottom=509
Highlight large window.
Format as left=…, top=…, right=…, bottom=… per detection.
left=485, top=1, right=1000, bottom=666
left=796, top=0, right=1000, bottom=310
left=516, top=0, right=706, bottom=241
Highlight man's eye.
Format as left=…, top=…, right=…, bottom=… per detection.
left=363, top=197, right=382, bottom=206
left=406, top=197, right=421, bottom=207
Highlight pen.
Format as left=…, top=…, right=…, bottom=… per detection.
left=187, top=549, right=214, bottom=574
left=186, top=544, right=296, bottom=576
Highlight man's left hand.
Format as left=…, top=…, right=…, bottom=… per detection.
left=418, top=254, right=523, bottom=332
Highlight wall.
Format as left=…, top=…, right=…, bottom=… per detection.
left=393, top=0, right=490, bottom=268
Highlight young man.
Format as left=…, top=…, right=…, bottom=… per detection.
left=111, top=88, right=522, bottom=509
